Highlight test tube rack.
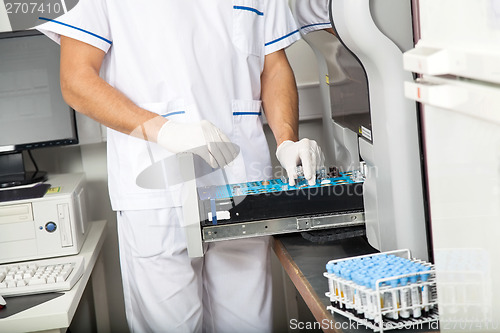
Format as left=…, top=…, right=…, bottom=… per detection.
left=324, top=249, right=439, bottom=332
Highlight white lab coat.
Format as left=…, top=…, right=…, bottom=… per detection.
left=38, top=0, right=300, bottom=211
left=37, top=1, right=300, bottom=332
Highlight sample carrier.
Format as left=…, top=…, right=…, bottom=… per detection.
left=176, top=153, right=367, bottom=257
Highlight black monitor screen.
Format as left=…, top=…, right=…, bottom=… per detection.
left=0, top=30, right=77, bottom=153
left=0, top=30, right=77, bottom=188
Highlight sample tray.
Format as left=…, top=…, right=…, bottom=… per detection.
left=197, top=171, right=366, bottom=242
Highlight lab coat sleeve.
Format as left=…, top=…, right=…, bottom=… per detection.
left=264, top=0, right=301, bottom=55
left=295, top=0, right=332, bottom=35
left=36, top=0, right=112, bottom=53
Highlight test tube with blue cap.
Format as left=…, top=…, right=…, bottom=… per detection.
left=333, top=264, right=344, bottom=309
left=341, top=268, right=354, bottom=312
left=328, top=263, right=343, bottom=309
left=351, top=272, right=363, bottom=317
left=389, top=278, right=400, bottom=320
left=409, top=272, right=422, bottom=318
left=399, top=275, right=411, bottom=319
left=362, top=276, right=375, bottom=321
left=379, top=274, right=394, bottom=318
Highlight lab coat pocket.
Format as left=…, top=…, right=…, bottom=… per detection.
left=232, top=0, right=265, bottom=56
left=120, top=208, right=183, bottom=259
left=160, top=99, right=189, bottom=122
left=231, top=99, right=272, bottom=182
left=124, top=102, right=179, bottom=192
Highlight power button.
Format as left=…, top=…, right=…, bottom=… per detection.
left=45, top=222, right=57, bottom=233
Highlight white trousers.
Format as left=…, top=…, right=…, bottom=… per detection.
left=117, top=208, right=273, bottom=333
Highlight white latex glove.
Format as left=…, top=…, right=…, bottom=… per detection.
left=157, top=120, right=239, bottom=168
left=276, top=138, right=323, bottom=186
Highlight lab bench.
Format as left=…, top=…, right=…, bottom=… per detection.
left=273, top=234, right=439, bottom=333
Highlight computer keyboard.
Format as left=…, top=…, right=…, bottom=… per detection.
left=0, top=256, right=85, bottom=297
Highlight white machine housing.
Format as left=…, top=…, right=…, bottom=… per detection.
left=0, top=173, right=88, bottom=263
left=291, top=0, right=429, bottom=260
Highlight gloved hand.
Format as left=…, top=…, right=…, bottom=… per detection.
left=276, top=138, right=324, bottom=186
left=157, top=120, right=239, bottom=168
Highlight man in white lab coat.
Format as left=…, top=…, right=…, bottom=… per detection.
left=38, top=1, right=322, bottom=332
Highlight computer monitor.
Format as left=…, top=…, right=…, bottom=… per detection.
left=0, top=30, right=78, bottom=188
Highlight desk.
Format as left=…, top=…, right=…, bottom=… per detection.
left=0, top=220, right=109, bottom=333
left=273, top=234, right=438, bottom=333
